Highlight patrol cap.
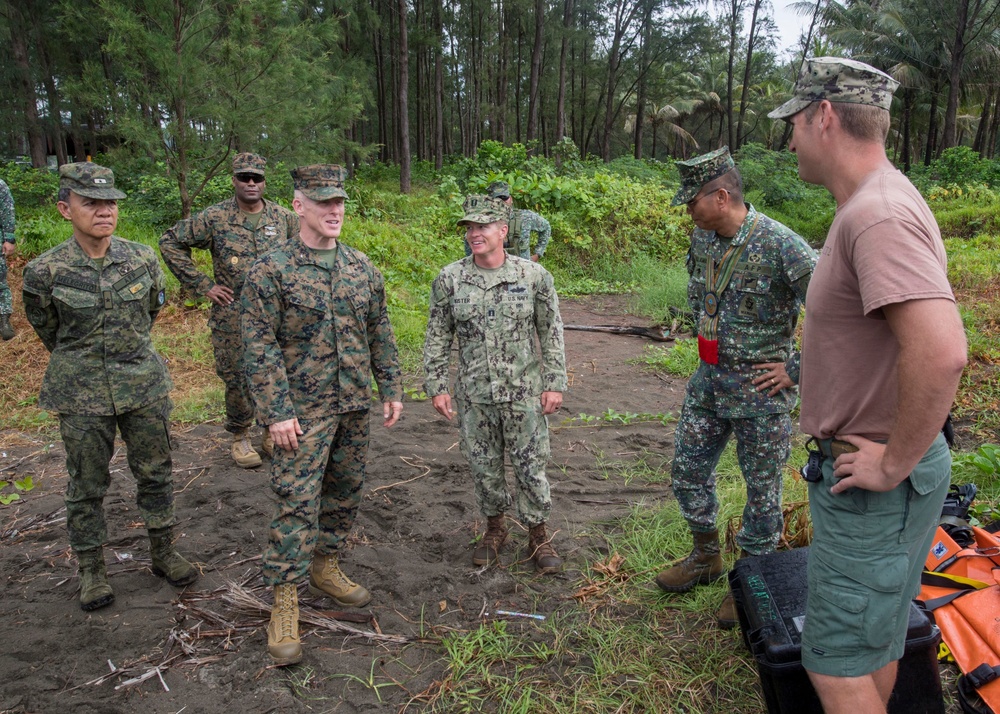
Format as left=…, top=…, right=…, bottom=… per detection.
left=458, top=194, right=511, bottom=226
left=59, top=162, right=127, bottom=200
left=233, top=152, right=266, bottom=176
left=290, top=164, right=349, bottom=200
left=487, top=180, right=511, bottom=200
left=671, top=147, right=735, bottom=206
left=768, top=57, right=899, bottom=120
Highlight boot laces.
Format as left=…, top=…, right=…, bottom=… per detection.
left=276, top=587, right=296, bottom=637
left=325, top=560, right=354, bottom=589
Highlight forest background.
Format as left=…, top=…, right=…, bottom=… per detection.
left=4, top=0, right=1000, bottom=710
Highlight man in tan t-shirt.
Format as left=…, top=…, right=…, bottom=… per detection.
left=769, top=58, right=967, bottom=713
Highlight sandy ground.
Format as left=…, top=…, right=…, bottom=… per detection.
left=0, top=295, right=704, bottom=714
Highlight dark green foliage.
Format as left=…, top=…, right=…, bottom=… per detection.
left=0, top=163, right=59, bottom=208
left=734, top=144, right=813, bottom=205
left=909, top=147, right=1000, bottom=192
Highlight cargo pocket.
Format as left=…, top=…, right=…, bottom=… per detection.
left=812, top=547, right=907, bottom=651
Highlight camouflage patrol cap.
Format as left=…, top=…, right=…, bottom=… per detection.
left=458, top=194, right=511, bottom=226
left=233, top=152, right=266, bottom=176
left=670, top=147, right=735, bottom=206
left=59, top=162, right=127, bottom=200
left=290, top=164, right=349, bottom=200
left=487, top=180, right=511, bottom=200
left=768, top=57, right=899, bottom=120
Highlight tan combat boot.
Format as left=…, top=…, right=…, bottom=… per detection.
left=528, top=523, right=563, bottom=574
left=231, top=429, right=262, bottom=468
left=308, top=552, right=372, bottom=607
left=268, top=583, right=302, bottom=666
left=654, top=529, right=724, bottom=593
left=261, top=429, right=274, bottom=457
left=472, top=515, right=508, bottom=566
left=149, top=528, right=198, bottom=587
left=77, top=548, right=115, bottom=611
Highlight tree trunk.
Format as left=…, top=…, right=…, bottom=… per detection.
left=399, top=0, right=411, bottom=193
left=924, top=85, right=939, bottom=165
left=526, top=0, right=545, bottom=147
left=941, top=0, right=969, bottom=151
left=974, top=85, right=993, bottom=157
left=633, top=0, right=652, bottom=159
left=736, top=0, right=763, bottom=148
left=373, top=0, right=389, bottom=163
left=989, top=92, right=1000, bottom=159
left=901, top=88, right=913, bottom=173
left=725, top=0, right=741, bottom=150
left=8, top=3, right=48, bottom=167
left=555, top=0, right=573, bottom=142
left=433, top=0, right=444, bottom=169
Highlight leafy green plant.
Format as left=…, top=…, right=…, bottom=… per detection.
left=0, top=475, right=36, bottom=505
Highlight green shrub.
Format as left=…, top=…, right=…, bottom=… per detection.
left=1, top=163, right=60, bottom=208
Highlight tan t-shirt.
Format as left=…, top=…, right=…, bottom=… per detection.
left=799, top=169, right=954, bottom=440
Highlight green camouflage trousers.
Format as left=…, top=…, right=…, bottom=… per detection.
left=0, top=250, right=11, bottom=315
left=58, top=397, right=176, bottom=552
left=210, top=328, right=254, bottom=433
left=671, top=403, right=790, bottom=555
left=262, top=410, right=369, bottom=586
left=456, top=398, right=551, bottom=527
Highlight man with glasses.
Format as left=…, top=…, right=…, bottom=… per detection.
left=653, top=147, right=815, bottom=629
left=160, top=152, right=298, bottom=468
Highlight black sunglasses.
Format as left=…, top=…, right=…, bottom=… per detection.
left=235, top=173, right=265, bottom=184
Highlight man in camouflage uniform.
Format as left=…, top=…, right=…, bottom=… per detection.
left=485, top=180, right=552, bottom=261
left=22, top=162, right=197, bottom=612
left=654, top=148, right=816, bottom=628
left=241, top=164, right=403, bottom=666
left=0, top=177, right=16, bottom=340
left=423, top=194, right=567, bottom=574
left=160, top=152, right=298, bottom=468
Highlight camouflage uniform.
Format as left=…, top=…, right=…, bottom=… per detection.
left=673, top=195, right=815, bottom=554
left=423, top=249, right=567, bottom=526
left=0, top=178, right=15, bottom=317
left=241, top=165, right=401, bottom=586
left=475, top=181, right=553, bottom=260
left=160, top=158, right=298, bottom=434
left=22, top=164, right=176, bottom=553
left=507, top=208, right=552, bottom=260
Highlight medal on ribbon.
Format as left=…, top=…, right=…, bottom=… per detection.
left=697, top=210, right=760, bottom=365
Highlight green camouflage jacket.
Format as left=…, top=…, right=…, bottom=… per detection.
left=22, top=236, right=172, bottom=415
left=159, top=197, right=298, bottom=332
left=423, top=255, right=567, bottom=403
left=508, top=208, right=551, bottom=259
left=0, top=179, right=14, bottom=243
left=685, top=205, right=816, bottom=417
left=241, top=239, right=402, bottom=424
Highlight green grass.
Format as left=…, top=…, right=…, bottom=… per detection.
left=634, top=339, right=701, bottom=378
left=424, top=440, right=812, bottom=713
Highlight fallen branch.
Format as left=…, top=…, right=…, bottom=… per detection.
left=220, top=581, right=426, bottom=646
left=564, top=324, right=675, bottom=342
